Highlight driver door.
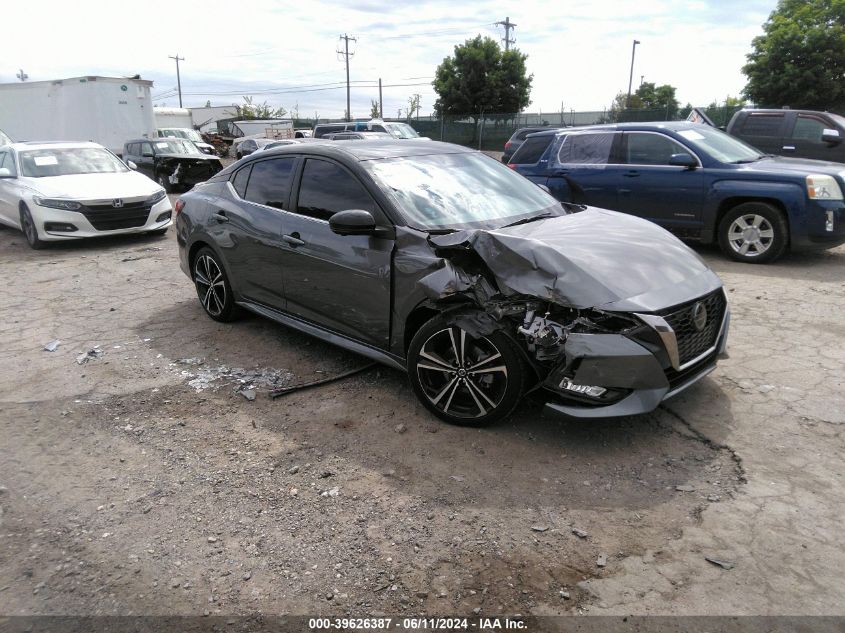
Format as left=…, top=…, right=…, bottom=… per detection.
left=276, top=157, right=394, bottom=348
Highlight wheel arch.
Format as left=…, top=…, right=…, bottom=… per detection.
left=714, top=196, right=790, bottom=243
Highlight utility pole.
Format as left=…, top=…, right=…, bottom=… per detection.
left=169, top=55, right=184, bottom=107
left=378, top=78, right=383, bottom=119
left=626, top=40, right=640, bottom=107
left=495, top=16, right=516, bottom=51
left=338, top=34, right=356, bottom=121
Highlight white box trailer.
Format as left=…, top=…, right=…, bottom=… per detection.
left=0, top=75, right=156, bottom=155
left=153, top=107, right=193, bottom=130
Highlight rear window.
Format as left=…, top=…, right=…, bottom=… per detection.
left=739, top=114, right=783, bottom=137
left=557, top=133, right=616, bottom=165
left=509, top=135, right=554, bottom=164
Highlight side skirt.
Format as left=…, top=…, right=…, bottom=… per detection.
left=237, top=300, right=407, bottom=372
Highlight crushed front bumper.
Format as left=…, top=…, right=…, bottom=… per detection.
left=542, top=299, right=730, bottom=419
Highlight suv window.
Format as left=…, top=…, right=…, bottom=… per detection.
left=624, top=132, right=694, bottom=166
left=296, top=159, right=375, bottom=221
left=740, top=114, right=783, bottom=137
left=370, top=125, right=387, bottom=133
left=0, top=150, right=17, bottom=176
left=231, top=165, right=251, bottom=198
left=791, top=115, right=828, bottom=141
left=558, top=133, right=615, bottom=164
left=314, top=124, right=346, bottom=138
left=141, top=142, right=153, bottom=156
left=243, top=157, right=296, bottom=210
left=509, top=135, right=554, bottom=164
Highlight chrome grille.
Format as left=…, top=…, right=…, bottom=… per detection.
left=656, top=289, right=726, bottom=366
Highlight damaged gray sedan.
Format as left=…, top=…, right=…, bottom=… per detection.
left=174, top=140, right=729, bottom=425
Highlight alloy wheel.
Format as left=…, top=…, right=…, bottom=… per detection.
left=194, top=254, right=226, bottom=317
left=726, top=213, right=774, bottom=257
left=22, top=211, right=37, bottom=244
left=416, top=327, right=509, bottom=420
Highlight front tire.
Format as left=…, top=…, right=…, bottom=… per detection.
left=718, top=202, right=788, bottom=264
left=156, top=173, right=172, bottom=194
left=407, top=314, right=526, bottom=426
left=192, top=247, right=241, bottom=322
left=20, top=205, right=45, bottom=250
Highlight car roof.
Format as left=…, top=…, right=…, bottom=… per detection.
left=8, top=141, right=105, bottom=151
left=526, top=121, right=712, bottom=138
left=245, top=139, right=473, bottom=162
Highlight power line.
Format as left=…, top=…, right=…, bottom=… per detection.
left=495, top=17, right=516, bottom=51
left=374, top=23, right=495, bottom=40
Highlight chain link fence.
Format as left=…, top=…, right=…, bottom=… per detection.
left=291, top=103, right=746, bottom=152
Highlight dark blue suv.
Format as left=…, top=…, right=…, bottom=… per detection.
left=508, top=122, right=845, bottom=263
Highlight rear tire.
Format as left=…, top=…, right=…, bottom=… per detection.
left=20, top=205, right=45, bottom=250
left=407, top=314, right=525, bottom=427
left=192, top=247, right=241, bottom=322
left=717, top=202, right=788, bottom=264
left=156, top=173, right=172, bottom=194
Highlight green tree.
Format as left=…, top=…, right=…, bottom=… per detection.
left=370, top=99, right=381, bottom=119
left=606, top=82, right=681, bottom=122
left=743, top=0, right=845, bottom=111
left=406, top=94, right=421, bottom=120
left=433, top=36, right=532, bottom=120
left=239, top=96, right=287, bottom=119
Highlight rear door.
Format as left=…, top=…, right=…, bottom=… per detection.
left=733, top=112, right=786, bottom=154
left=616, top=131, right=705, bottom=228
left=212, top=157, right=299, bottom=310
left=784, top=113, right=845, bottom=162
left=137, top=142, right=156, bottom=178
left=277, top=157, right=393, bottom=348
left=0, top=149, right=20, bottom=227
left=547, top=131, right=621, bottom=209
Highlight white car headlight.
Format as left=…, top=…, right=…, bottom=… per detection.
left=147, top=189, right=167, bottom=204
left=806, top=175, right=844, bottom=200
left=33, top=197, right=82, bottom=211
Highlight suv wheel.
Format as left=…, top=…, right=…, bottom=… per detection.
left=718, top=202, right=788, bottom=264
left=156, top=173, right=172, bottom=193
left=407, top=314, right=525, bottom=426
left=192, top=247, right=241, bottom=322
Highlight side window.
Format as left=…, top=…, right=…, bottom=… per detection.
left=740, top=114, right=783, bottom=137
left=296, top=159, right=375, bottom=221
left=791, top=115, right=828, bottom=141
left=231, top=165, right=251, bottom=198
left=371, top=125, right=386, bottom=132
left=141, top=142, right=153, bottom=156
left=243, top=158, right=296, bottom=209
left=558, top=133, right=615, bottom=164
left=510, top=135, right=554, bottom=164
left=0, top=151, right=15, bottom=176
left=624, top=133, right=694, bottom=166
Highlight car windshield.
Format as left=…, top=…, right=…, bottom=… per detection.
left=675, top=126, right=763, bottom=163
left=154, top=140, right=197, bottom=154
left=365, top=152, right=561, bottom=230
left=828, top=113, right=845, bottom=129
left=384, top=123, right=420, bottom=139
left=19, top=148, right=128, bottom=178
left=160, top=129, right=202, bottom=142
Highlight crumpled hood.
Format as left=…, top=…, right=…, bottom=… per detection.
left=24, top=171, right=160, bottom=200
left=429, top=208, right=722, bottom=311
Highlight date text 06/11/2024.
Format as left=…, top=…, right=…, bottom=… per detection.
left=308, top=617, right=527, bottom=630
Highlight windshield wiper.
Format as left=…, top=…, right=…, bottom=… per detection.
left=499, top=212, right=554, bottom=229
left=731, top=155, right=766, bottom=164
left=420, top=227, right=457, bottom=235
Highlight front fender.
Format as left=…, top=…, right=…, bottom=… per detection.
left=703, top=179, right=806, bottom=240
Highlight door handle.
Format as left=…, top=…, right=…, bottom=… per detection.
left=282, top=232, right=305, bottom=247
left=552, top=169, right=569, bottom=176
left=782, top=145, right=796, bottom=151
left=623, top=171, right=640, bottom=178
left=214, top=211, right=229, bottom=223
left=619, top=188, right=632, bottom=195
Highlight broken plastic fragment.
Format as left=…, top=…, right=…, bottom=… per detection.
left=43, top=340, right=60, bottom=352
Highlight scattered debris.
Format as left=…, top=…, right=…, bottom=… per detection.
left=559, top=590, right=571, bottom=599
left=531, top=525, right=550, bottom=533
left=596, top=554, right=607, bottom=568
left=269, top=363, right=377, bottom=399
left=394, top=423, right=407, bottom=434
left=705, top=557, right=735, bottom=570
left=207, top=536, right=218, bottom=543
left=242, top=572, right=252, bottom=581
left=675, top=484, right=696, bottom=492
left=318, top=471, right=334, bottom=479
left=321, top=487, right=340, bottom=498
left=238, top=388, right=256, bottom=401
left=43, top=340, right=60, bottom=352
left=572, top=527, right=589, bottom=539
left=288, top=465, right=300, bottom=475
left=76, top=348, right=104, bottom=364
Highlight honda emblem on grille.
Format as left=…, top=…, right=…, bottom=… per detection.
left=691, top=302, right=708, bottom=332
left=112, top=199, right=124, bottom=208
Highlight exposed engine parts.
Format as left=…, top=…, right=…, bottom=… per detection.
left=517, top=310, right=566, bottom=361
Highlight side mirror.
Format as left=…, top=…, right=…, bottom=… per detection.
left=669, top=153, right=697, bottom=169
left=0, top=167, right=12, bottom=178
left=330, top=209, right=377, bottom=236
left=126, top=160, right=138, bottom=170
left=822, top=129, right=842, bottom=145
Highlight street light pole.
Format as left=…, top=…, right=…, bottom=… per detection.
left=626, top=39, right=640, bottom=107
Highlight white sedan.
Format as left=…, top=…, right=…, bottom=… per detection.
left=0, top=141, right=172, bottom=249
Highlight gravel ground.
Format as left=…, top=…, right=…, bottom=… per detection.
left=0, top=205, right=843, bottom=619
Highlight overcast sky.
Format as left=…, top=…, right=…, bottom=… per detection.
left=1, top=0, right=776, bottom=118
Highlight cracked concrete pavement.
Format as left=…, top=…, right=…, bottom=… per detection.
left=0, top=211, right=843, bottom=617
